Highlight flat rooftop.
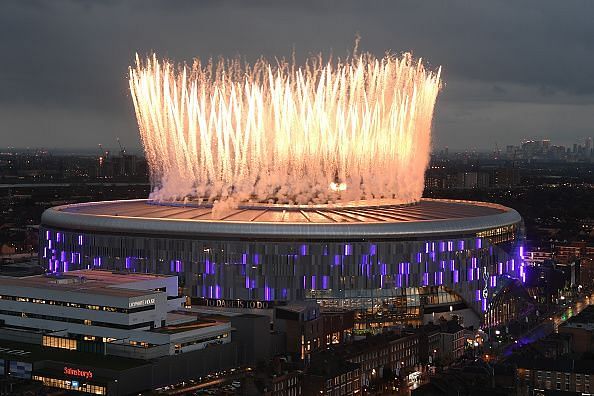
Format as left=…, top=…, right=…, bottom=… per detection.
left=41, top=198, right=522, bottom=239
left=153, top=319, right=227, bottom=334
left=52, top=198, right=508, bottom=223
left=0, top=339, right=147, bottom=371
left=0, top=269, right=173, bottom=299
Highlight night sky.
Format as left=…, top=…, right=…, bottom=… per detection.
left=1, top=0, right=593, bottom=151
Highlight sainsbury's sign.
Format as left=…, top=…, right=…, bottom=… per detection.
left=64, top=366, right=93, bottom=379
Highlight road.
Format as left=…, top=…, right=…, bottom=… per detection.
left=165, top=378, right=226, bottom=395
left=552, top=293, right=592, bottom=332
left=163, top=370, right=247, bottom=395
left=502, top=292, right=593, bottom=357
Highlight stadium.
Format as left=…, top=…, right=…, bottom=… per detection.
left=38, top=52, right=534, bottom=332
left=40, top=198, right=526, bottom=331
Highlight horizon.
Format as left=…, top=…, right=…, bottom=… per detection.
left=1, top=137, right=592, bottom=156
left=2, top=1, right=594, bottom=151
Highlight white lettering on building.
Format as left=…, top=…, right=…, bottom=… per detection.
left=129, top=298, right=155, bottom=308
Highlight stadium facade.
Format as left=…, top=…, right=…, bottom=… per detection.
left=40, top=198, right=525, bottom=331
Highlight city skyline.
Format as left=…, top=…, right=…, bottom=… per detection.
left=0, top=2, right=593, bottom=395
left=1, top=136, right=593, bottom=156
left=1, top=0, right=594, bottom=151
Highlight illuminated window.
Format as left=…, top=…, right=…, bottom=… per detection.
left=0, top=294, right=152, bottom=314
left=42, top=335, right=77, bottom=350
left=32, top=375, right=105, bottom=395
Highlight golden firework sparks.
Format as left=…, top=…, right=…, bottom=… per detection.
left=129, top=50, right=441, bottom=206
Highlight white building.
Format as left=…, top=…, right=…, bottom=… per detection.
left=0, top=270, right=231, bottom=359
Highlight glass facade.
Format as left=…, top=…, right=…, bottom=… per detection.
left=40, top=221, right=523, bottom=329
left=32, top=375, right=106, bottom=395
left=316, top=285, right=466, bottom=330
left=8, top=361, right=32, bottom=379
left=483, top=277, right=537, bottom=328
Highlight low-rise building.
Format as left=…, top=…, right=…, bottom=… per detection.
left=439, top=321, right=465, bottom=361
left=0, top=270, right=239, bottom=395
left=326, top=331, right=420, bottom=389
left=0, top=270, right=231, bottom=358
left=413, top=360, right=514, bottom=396
left=274, top=302, right=354, bottom=360
left=515, top=357, right=594, bottom=395
left=554, top=242, right=593, bottom=264
left=264, top=369, right=301, bottom=396
left=558, top=305, right=594, bottom=354
left=245, top=358, right=303, bottom=396
left=303, top=352, right=361, bottom=395
left=418, top=318, right=466, bottom=364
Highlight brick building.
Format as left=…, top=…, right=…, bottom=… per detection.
left=248, top=358, right=303, bottom=396
left=554, top=241, right=594, bottom=264
left=274, top=302, right=354, bottom=360
left=326, top=331, right=420, bottom=388
left=303, top=353, right=361, bottom=395
left=417, top=318, right=466, bottom=364
left=516, top=357, right=594, bottom=394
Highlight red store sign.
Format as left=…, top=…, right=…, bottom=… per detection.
left=64, top=366, right=93, bottom=379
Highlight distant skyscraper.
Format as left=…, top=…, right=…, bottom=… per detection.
left=542, top=139, right=551, bottom=151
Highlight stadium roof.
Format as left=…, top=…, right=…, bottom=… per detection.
left=41, top=199, right=522, bottom=240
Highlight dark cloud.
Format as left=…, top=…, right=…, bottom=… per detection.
left=0, top=0, right=593, bottom=150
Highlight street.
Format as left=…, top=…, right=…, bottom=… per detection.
left=502, top=292, right=593, bottom=357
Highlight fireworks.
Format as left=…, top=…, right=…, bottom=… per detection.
left=129, top=50, right=441, bottom=207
